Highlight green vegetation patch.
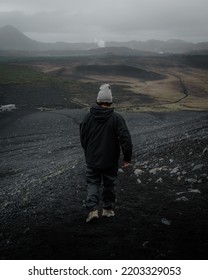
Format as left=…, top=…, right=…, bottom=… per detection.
left=0, top=63, right=50, bottom=84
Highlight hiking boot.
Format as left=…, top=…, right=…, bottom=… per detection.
left=86, top=210, right=99, bottom=223
left=102, top=209, right=115, bottom=218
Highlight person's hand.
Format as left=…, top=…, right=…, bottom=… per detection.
left=122, top=161, right=131, bottom=168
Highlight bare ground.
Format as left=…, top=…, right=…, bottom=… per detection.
left=0, top=108, right=208, bottom=260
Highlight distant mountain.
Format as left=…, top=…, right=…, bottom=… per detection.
left=0, top=25, right=97, bottom=52
left=0, top=25, right=39, bottom=51
left=85, top=46, right=156, bottom=56
left=0, top=25, right=208, bottom=54
left=106, top=39, right=208, bottom=54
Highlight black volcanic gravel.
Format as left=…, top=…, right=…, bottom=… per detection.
left=0, top=108, right=208, bottom=260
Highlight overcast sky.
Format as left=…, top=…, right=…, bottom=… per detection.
left=0, top=0, right=208, bottom=44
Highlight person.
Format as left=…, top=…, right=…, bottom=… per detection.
left=80, top=84, right=133, bottom=223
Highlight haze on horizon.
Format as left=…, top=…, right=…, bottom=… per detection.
left=0, top=0, right=208, bottom=44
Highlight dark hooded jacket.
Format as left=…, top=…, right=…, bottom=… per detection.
left=80, top=105, right=132, bottom=169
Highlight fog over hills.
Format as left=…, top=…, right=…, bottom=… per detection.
left=0, top=25, right=97, bottom=52
left=0, top=25, right=208, bottom=54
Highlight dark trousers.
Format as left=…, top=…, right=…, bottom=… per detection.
left=86, top=166, right=118, bottom=211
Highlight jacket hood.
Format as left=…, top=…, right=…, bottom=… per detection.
left=90, top=105, right=114, bottom=123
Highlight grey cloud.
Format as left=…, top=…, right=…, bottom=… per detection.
left=0, top=0, right=208, bottom=42
left=0, top=10, right=89, bottom=32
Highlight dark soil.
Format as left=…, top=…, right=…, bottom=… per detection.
left=0, top=82, right=80, bottom=109
left=0, top=106, right=207, bottom=260
left=74, top=64, right=166, bottom=80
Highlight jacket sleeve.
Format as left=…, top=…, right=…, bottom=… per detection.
left=80, top=121, right=85, bottom=149
left=79, top=113, right=90, bottom=149
left=116, top=114, right=133, bottom=163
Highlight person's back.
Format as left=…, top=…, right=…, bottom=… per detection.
left=80, top=105, right=132, bottom=169
left=80, top=84, right=133, bottom=222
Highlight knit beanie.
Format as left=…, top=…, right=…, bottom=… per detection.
left=97, top=84, right=113, bottom=103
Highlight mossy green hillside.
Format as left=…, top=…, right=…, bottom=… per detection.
left=0, top=63, right=50, bottom=84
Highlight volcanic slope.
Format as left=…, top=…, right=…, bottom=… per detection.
left=0, top=108, right=208, bottom=260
